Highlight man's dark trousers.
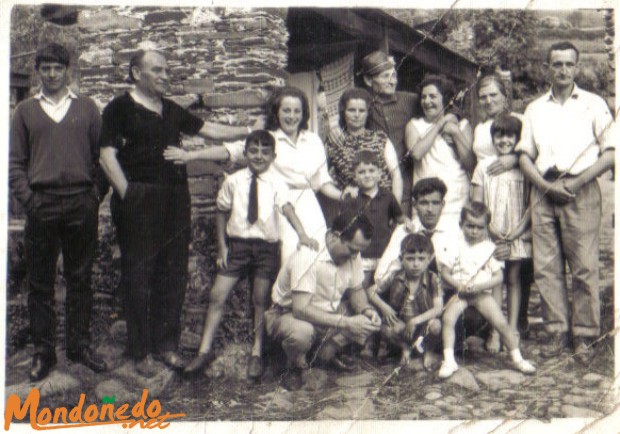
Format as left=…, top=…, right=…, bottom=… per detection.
left=110, top=182, right=191, bottom=360
left=25, top=189, right=99, bottom=359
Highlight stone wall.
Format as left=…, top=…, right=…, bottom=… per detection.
left=77, top=6, right=289, bottom=352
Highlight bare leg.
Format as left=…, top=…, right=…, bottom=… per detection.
left=423, top=319, right=442, bottom=370
left=442, top=296, right=468, bottom=356
left=506, top=261, right=522, bottom=331
left=438, top=296, right=468, bottom=378
left=380, top=320, right=406, bottom=345
left=196, top=274, right=240, bottom=354
left=485, top=281, right=503, bottom=353
left=472, top=294, right=518, bottom=351
left=472, top=293, right=535, bottom=373
left=379, top=320, right=410, bottom=364
left=251, top=277, right=272, bottom=357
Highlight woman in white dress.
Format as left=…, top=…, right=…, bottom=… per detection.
left=262, top=86, right=344, bottom=262
left=405, top=75, right=475, bottom=228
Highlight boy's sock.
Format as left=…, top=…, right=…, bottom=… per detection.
left=443, top=348, right=456, bottom=364
left=510, top=348, right=524, bottom=363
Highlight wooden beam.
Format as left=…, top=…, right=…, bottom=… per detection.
left=311, top=9, right=478, bottom=83
left=381, top=25, right=389, bottom=53
left=291, top=40, right=359, bottom=59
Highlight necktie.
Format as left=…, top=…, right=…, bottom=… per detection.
left=248, top=173, right=258, bottom=224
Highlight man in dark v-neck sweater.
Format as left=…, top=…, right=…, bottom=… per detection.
left=9, top=43, right=107, bottom=381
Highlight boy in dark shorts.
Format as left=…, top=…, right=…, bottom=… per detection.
left=343, top=150, right=406, bottom=289
left=367, top=233, right=443, bottom=368
left=183, top=130, right=318, bottom=381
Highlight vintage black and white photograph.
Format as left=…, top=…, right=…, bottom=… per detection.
left=3, top=1, right=618, bottom=431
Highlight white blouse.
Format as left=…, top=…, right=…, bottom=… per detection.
left=224, top=129, right=333, bottom=191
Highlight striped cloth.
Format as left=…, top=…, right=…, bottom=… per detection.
left=319, top=52, right=355, bottom=132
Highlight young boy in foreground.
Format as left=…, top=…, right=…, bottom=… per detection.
left=437, top=202, right=536, bottom=379
left=182, top=130, right=318, bottom=381
left=367, top=233, right=443, bottom=369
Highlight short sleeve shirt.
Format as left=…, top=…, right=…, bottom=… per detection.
left=374, top=218, right=458, bottom=284
left=376, top=269, right=442, bottom=318
left=100, top=92, right=204, bottom=183
left=342, top=188, right=403, bottom=259
left=440, top=232, right=504, bottom=288
left=224, top=129, right=333, bottom=191
left=515, top=85, right=614, bottom=175
left=271, top=246, right=364, bottom=313
left=216, top=167, right=291, bottom=242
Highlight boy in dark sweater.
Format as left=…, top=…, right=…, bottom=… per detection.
left=342, top=150, right=405, bottom=289
left=9, top=43, right=107, bottom=381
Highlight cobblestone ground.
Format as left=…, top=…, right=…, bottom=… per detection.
left=5, top=177, right=616, bottom=423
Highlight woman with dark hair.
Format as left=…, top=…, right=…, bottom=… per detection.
left=261, top=86, right=344, bottom=261
left=326, top=88, right=403, bottom=203
left=166, top=86, right=344, bottom=263
left=405, top=75, right=475, bottom=227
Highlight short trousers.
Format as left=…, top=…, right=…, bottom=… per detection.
left=219, top=237, right=280, bottom=281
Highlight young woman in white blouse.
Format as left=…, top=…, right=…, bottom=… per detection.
left=164, top=86, right=344, bottom=264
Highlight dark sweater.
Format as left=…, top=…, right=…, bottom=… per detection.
left=99, top=92, right=204, bottom=184
left=9, top=95, right=102, bottom=209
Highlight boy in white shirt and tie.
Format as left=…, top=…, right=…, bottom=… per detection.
left=180, top=130, right=318, bottom=381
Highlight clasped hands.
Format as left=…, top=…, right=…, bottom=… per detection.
left=545, top=177, right=580, bottom=205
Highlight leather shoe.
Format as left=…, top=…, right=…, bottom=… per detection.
left=247, top=355, right=264, bottom=382
left=29, top=353, right=57, bottom=382
left=541, top=333, right=568, bottom=358
left=281, top=367, right=305, bottom=391
left=184, top=352, right=216, bottom=377
left=153, top=351, right=186, bottom=371
left=573, top=337, right=593, bottom=366
left=316, top=354, right=356, bottom=372
left=67, top=348, right=108, bottom=373
left=135, top=356, right=159, bottom=378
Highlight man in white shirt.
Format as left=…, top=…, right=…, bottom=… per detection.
left=264, top=210, right=381, bottom=390
left=373, top=177, right=490, bottom=358
left=517, top=41, right=615, bottom=364
left=375, top=177, right=457, bottom=284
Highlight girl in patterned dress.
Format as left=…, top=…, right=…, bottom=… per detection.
left=471, top=114, right=532, bottom=349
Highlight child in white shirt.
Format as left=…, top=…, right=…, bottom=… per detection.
left=437, top=202, right=536, bottom=379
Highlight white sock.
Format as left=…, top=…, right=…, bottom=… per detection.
left=443, top=348, right=455, bottom=364
left=510, top=349, right=524, bottom=363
